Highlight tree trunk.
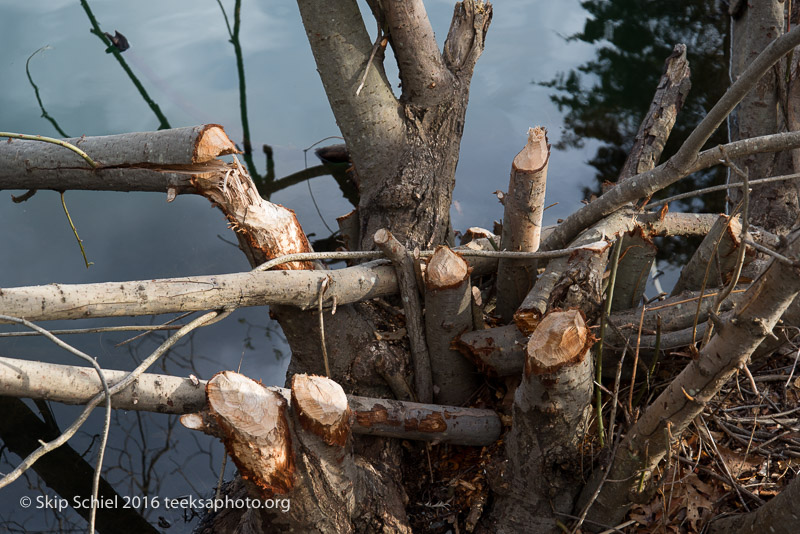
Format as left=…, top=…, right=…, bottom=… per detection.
left=728, top=2, right=800, bottom=234
left=297, top=0, right=491, bottom=250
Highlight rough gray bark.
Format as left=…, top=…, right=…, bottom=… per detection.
left=297, top=0, right=492, bottom=250
left=728, top=2, right=800, bottom=234
left=483, top=310, right=593, bottom=532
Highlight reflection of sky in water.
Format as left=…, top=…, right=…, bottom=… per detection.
left=0, top=1, right=597, bottom=530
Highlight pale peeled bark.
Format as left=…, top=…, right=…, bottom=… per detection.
left=495, top=126, right=550, bottom=322
left=424, top=246, right=479, bottom=405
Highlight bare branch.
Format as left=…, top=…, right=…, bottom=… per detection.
left=383, top=0, right=451, bottom=102
left=542, top=25, right=800, bottom=252
left=0, top=356, right=501, bottom=447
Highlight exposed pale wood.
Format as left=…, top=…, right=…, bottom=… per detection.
left=193, top=160, right=313, bottom=270
left=204, top=371, right=295, bottom=496
left=496, top=127, right=550, bottom=322
left=471, top=285, right=488, bottom=330
left=424, top=246, right=479, bottom=405
left=514, top=209, right=628, bottom=335
left=291, top=374, right=351, bottom=447
left=0, top=357, right=499, bottom=446
left=374, top=228, right=433, bottom=403
left=525, top=309, right=592, bottom=376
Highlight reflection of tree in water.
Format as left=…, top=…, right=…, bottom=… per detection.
left=542, top=1, right=730, bottom=264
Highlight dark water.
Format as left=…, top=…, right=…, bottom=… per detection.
left=0, top=0, right=726, bottom=531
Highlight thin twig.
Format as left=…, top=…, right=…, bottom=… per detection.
left=356, top=22, right=385, bottom=96
left=627, top=304, right=647, bottom=419
left=251, top=240, right=609, bottom=272
left=25, top=46, right=68, bottom=137
left=596, top=238, right=623, bottom=447
left=646, top=172, right=800, bottom=209
left=743, top=238, right=800, bottom=267
left=318, top=277, right=331, bottom=377
left=60, top=192, right=93, bottom=269
left=115, top=311, right=196, bottom=347
left=0, top=315, right=111, bottom=534
left=607, top=345, right=628, bottom=443
left=0, top=311, right=216, bottom=494
left=0, top=323, right=184, bottom=338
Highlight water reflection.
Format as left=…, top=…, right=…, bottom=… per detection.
left=542, top=0, right=730, bottom=264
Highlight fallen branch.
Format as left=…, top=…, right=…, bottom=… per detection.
left=374, top=228, right=433, bottom=403
left=0, top=356, right=501, bottom=447
left=0, top=239, right=609, bottom=324
left=0, top=125, right=237, bottom=195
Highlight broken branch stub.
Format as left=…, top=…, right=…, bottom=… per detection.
left=424, top=245, right=479, bottom=405
left=485, top=309, right=594, bottom=529
left=291, top=374, right=351, bottom=447
left=496, top=126, right=550, bottom=322
left=200, top=371, right=295, bottom=496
